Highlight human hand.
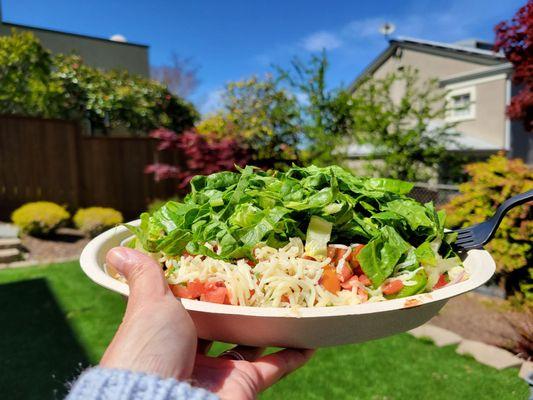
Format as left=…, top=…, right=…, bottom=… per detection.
left=100, top=247, right=314, bottom=400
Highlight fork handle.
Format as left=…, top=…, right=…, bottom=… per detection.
left=486, top=189, right=533, bottom=244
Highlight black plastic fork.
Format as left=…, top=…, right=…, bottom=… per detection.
left=452, top=190, right=533, bottom=251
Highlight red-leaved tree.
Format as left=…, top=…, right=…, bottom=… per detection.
left=145, top=128, right=251, bottom=192
left=495, top=0, right=533, bottom=131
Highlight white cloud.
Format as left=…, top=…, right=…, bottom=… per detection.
left=253, top=0, right=515, bottom=75
left=302, top=31, right=342, bottom=52
left=343, top=17, right=388, bottom=38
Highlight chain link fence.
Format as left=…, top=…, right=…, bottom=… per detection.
left=408, top=183, right=460, bottom=208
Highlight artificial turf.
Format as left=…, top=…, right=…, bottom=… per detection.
left=0, top=261, right=528, bottom=400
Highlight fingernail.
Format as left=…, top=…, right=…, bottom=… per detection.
left=106, top=247, right=131, bottom=273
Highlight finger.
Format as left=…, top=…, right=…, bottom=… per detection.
left=106, top=247, right=169, bottom=302
left=197, top=339, right=213, bottom=355
left=251, top=349, right=315, bottom=391
left=219, top=346, right=265, bottom=362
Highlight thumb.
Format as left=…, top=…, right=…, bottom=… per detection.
left=106, top=247, right=169, bottom=302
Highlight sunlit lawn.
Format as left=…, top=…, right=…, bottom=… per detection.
left=0, top=262, right=527, bottom=399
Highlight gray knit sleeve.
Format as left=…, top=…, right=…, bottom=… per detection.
left=65, top=367, right=219, bottom=400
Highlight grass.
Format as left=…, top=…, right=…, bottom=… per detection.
left=0, top=262, right=528, bottom=400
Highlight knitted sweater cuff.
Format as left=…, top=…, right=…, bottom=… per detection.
left=66, top=367, right=219, bottom=400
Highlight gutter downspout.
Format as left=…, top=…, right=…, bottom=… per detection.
left=504, top=76, right=512, bottom=153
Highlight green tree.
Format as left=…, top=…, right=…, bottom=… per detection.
left=200, top=53, right=353, bottom=168
left=350, top=67, right=462, bottom=182
left=219, top=76, right=303, bottom=168
left=52, top=54, right=198, bottom=134
left=0, top=30, right=62, bottom=117
left=0, top=30, right=198, bottom=133
left=276, top=52, right=354, bottom=165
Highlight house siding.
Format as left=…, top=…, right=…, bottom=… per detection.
left=368, top=47, right=508, bottom=151
left=0, top=24, right=149, bottom=76
left=373, top=48, right=488, bottom=82
left=448, top=78, right=507, bottom=148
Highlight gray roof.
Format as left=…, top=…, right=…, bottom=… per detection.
left=349, top=36, right=506, bottom=91
left=397, top=36, right=505, bottom=59
left=1, top=21, right=148, bottom=48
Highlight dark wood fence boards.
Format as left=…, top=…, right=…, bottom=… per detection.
left=0, top=115, right=177, bottom=219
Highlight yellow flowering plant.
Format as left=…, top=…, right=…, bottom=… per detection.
left=74, top=207, right=123, bottom=237
left=11, top=201, right=70, bottom=236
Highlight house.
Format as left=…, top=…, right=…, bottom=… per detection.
left=0, top=2, right=149, bottom=76
left=348, top=37, right=532, bottom=166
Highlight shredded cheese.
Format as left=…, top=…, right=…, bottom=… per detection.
left=163, top=238, right=364, bottom=307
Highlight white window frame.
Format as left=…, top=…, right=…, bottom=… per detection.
left=446, top=86, right=476, bottom=122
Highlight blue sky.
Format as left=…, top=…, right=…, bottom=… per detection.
left=1, top=0, right=522, bottom=114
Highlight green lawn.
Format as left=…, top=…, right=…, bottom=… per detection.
left=0, top=262, right=528, bottom=400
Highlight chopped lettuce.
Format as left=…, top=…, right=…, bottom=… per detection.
left=130, top=165, right=456, bottom=284
left=305, top=216, right=333, bottom=260
left=356, top=226, right=410, bottom=287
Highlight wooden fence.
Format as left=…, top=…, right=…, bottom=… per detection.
left=0, top=115, right=178, bottom=220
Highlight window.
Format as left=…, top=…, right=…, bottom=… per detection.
left=446, top=87, right=476, bottom=121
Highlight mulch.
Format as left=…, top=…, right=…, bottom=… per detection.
left=430, top=292, right=532, bottom=358
left=19, top=228, right=89, bottom=262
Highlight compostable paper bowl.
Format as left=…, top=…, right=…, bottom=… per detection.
left=80, top=220, right=496, bottom=348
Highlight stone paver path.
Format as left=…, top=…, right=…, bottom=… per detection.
left=409, top=324, right=462, bottom=347
left=455, top=339, right=523, bottom=370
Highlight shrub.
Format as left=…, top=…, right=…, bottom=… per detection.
left=145, top=128, right=251, bottom=192
left=73, top=207, right=123, bottom=237
left=0, top=30, right=198, bottom=134
left=443, top=154, right=533, bottom=303
left=11, top=201, right=70, bottom=236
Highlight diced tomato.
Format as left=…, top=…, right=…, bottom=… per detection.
left=341, top=275, right=359, bottom=290
left=224, top=293, right=232, bottom=305
left=382, top=280, right=404, bottom=295
left=337, top=247, right=349, bottom=259
left=187, top=279, right=207, bottom=298
left=281, top=294, right=290, bottom=303
left=327, top=246, right=338, bottom=262
left=169, top=284, right=196, bottom=299
left=353, top=244, right=365, bottom=255
left=200, top=286, right=227, bottom=304
left=337, top=263, right=354, bottom=283
left=245, top=259, right=256, bottom=267
left=170, top=280, right=228, bottom=301
left=205, top=281, right=225, bottom=290
left=320, top=266, right=341, bottom=294
left=358, top=287, right=369, bottom=302
left=433, top=274, right=449, bottom=289
left=358, top=274, right=372, bottom=286
left=249, top=289, right=256, bottom=296
left=348, top=245, right=365, bottom=269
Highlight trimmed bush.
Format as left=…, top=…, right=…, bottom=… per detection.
left=11, top=201, right=70, bottom=236
left=74, top=207, right=123, bottom=237
left=443, top=154, right=532, bottom=304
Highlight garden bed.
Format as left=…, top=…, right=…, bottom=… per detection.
left=431, top=292, right=531, bottom=359
left=19, top=228, right=89, bottom=263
